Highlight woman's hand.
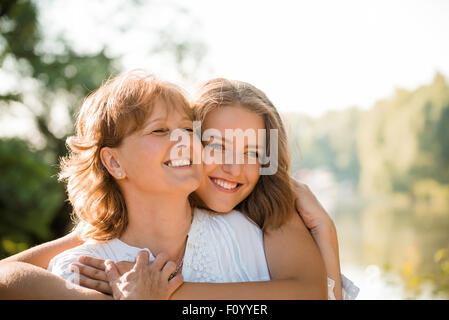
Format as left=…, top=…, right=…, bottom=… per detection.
left=70, top=256, right=134, bottom=295
left=104, top=251, right=184, bottom=300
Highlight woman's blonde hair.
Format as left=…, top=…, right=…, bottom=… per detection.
left=192, top=78, right=296, bottom=231
left=59, top=70, right=192, bottom=241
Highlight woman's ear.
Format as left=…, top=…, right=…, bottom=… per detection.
left=100, top=147, right=126, bottom=179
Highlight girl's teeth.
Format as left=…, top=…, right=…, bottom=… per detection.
left=212, top=178, right=238, bottom=190
left=167, top=159, right=191, bottom=167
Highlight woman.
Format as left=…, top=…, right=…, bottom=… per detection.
left=0, top=71, right=357, bottom=299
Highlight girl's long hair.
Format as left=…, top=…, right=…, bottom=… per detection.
left=192, top=78, right=296, bottom=231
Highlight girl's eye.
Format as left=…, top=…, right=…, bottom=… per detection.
left=183, top=127, right=194, bottom=132
left=206, top=143, right=224, bottom=151
left=246, top=151, right=260, bottom=159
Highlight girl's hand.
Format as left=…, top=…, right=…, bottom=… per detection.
left=105, top=251, right=184, bottom=300
left=291, top=178, right=335, bottom=237
left=291, top=177, right=343, bottom=299
left=70, top=256, right=134, bottom=295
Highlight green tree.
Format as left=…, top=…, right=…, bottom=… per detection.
left=0, top=138, right=64, bottom=258
left=285, top=107, right=361, bottom=186
left=0, top=0, right=118, bottom=252
left=358, top=73, right=449, bottom=202
left=0, top=0, right=207, bottom=257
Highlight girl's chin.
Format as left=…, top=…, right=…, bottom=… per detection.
left=205, top=202, right=237, bottom=213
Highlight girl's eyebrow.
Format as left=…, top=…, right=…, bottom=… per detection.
left=207, top=134, right=260, bottom=149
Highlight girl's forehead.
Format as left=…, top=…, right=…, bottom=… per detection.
left=203, top=106, right=264, bottom=130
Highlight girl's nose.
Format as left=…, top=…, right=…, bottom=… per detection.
left=221, top=163, right=243, bottom=177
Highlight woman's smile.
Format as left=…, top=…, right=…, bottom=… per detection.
left=164, top=158, right=192, bottom=169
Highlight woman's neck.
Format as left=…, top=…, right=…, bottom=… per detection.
left=119, top=189, right=192, bottom=262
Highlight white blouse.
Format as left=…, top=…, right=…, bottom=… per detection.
left=48, top=208, right=359, bottom=299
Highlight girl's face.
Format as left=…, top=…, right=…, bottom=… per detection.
left=194, top=105, right=265, bottom=212
left=115, top=100, right=202, bottom=196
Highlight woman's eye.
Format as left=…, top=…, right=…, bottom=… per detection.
left=183, top=127, right=194, bottom=132
left=151, top=128, right=169, bottom=135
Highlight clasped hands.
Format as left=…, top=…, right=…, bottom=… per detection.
left=72, top=251, right=183, bottom=300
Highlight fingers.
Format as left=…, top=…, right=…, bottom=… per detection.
left=161, top=261, right=177, bottom=280
left=78, top=275, right=113, bottom=295
left=290, top=176, right=300, bottom=188
left=168, top=273, right=184, bottom=294
left=116, top=261, right=135, bottom=275
left=70, top=263, right=108, bottom=281
left=104, top=260, right=121, bottom=283
left=151, top=252, right=169, bottom=271
left=78, top=255, right=106, bottom=271
left=104, top=260, right=125, bottom=300
left=134, top=251, right=150, bottom=270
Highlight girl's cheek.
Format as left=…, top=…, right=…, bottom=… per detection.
left=247, top=165, right=261, bottom=185
left=202, top=162, right=220, bottom=175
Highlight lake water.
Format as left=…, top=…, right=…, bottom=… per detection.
left=296, top=168, right=449, bottom=299
left=333, top=202, right=449, bottom=299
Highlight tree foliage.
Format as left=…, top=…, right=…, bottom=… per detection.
left=358, top=73, right=449, bottom=204
left=0, top=1, right=118, bottom=257
left=285, top=106, right=362, bottom=186
left=0, top=138, right=65, bottom=257
left=0, top=0, right=207, bottom=258
left=285, top=73, right=449, bottom=209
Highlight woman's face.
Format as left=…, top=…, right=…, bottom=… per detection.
left=114, top=100, right=202, bottom=196
left=194, top=105, right=265, bottom=212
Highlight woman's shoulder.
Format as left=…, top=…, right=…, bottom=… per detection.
left=47, top=239, right=109, bottom=271
left=47, top=238, right=136, bottom=277
left=46, top=239, right=107, bottom=284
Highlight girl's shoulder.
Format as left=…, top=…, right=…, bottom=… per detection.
left=189, top=207, right=269, bottom=282
left=193, top=207, right=261, bottom=234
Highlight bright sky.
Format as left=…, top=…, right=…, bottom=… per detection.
left=34, top=0, right=449, bottom=117
left=183, top=0, right=449, bottom=116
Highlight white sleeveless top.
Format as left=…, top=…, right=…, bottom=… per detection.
left=48, top=208, right=270, bottom=284
left=48, top=208, right=358, bottom=299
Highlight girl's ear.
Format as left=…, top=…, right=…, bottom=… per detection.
left=100, top=147, right=126, bottom=179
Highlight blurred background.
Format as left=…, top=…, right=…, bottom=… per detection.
left=1, top=0, right=448, bottom=299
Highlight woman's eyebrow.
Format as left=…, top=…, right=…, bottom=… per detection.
left=178, top=118, right=193, bottom=125
left=143, top=117, right=192, bottom=130
left=144, top=117, right=166, bottom=126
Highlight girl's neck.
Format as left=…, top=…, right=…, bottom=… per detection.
left=119, top=189, right=192, bottom=262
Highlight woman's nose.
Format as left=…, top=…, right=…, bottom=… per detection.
left=169, top=129, right=191, bottom=157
